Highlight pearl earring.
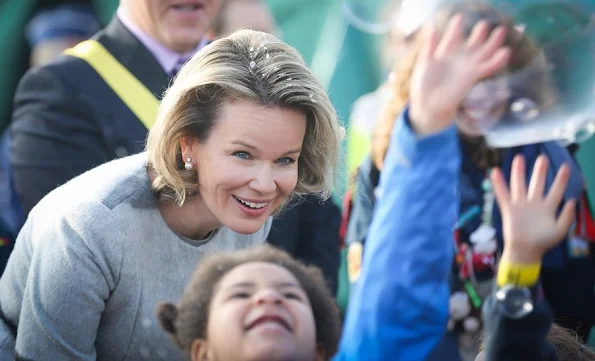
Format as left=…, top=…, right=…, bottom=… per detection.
left=184, top=157, right=193, bottom=170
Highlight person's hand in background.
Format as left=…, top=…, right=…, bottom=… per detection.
left=492, top=154, right=576, bottom=266
left=409, top=15, right=510, bottom=136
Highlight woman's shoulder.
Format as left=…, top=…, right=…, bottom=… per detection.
left=36, top=153, right=152, bottom=213
left=15, top=156, right=148, bottom=276
left=21, top=153, right=154, bottom=250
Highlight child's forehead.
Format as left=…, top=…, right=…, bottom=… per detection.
left=218, top=262, right=301, bottom=289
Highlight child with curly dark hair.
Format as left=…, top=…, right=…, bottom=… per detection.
left=157, top=245, right=341, bottom=361
left=476, top=323, right=595, bottom=361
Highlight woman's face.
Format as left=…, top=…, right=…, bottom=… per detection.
left=186, top=99, right=306, bottom=235
left=191, top=262, right=320, bottom=361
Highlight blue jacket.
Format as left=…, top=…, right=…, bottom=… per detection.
left=336, top=108, right=578, bottom=360
left=335, top=109, right=460, bottom=360
left=346, top=135, right=584, bottom=270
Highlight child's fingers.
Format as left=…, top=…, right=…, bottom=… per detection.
left=476, top=25, right=508, bottom=61
left=527, top=155, right=548, bottom=200
left=477, top=47, right=510, bottom=79
left=419, top=25, right=440, bottom=60
left=435, top=14, right=464, bottom=58
left=510, top=155, right=527, bottom=201
left=465, top=20, right=489, bottom=51
left=545, top=164, right=571, bottom=209
left=491, top=167, right=511, bottom=209
left=555, top=199, right=576, bottom=241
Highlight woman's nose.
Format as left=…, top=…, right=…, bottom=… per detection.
left=249, top=164, right=277, bottom=194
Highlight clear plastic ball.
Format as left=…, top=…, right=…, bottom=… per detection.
left=342, top=0, right=595, bottom=147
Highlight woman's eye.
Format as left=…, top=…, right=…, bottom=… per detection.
left=277, top=157, right=295, bottom=165
left=233, top=151, right=252, bottom=160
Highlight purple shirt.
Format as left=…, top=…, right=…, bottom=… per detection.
left=117, top=7, right=207, bottom=75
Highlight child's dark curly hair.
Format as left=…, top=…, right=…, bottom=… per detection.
left=479, top=323, right=595, bottom=360
left=156, top=245, right=342, bottom=360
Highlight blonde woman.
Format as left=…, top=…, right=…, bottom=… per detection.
left=0, top=29, right=342, bottom=361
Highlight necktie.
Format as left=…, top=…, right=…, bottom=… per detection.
left=170, top=58, right=187, bottom=80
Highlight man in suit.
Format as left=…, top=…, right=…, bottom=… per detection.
left=207, top=0, right=279, bottom=38
left=8, top=0, right=222, bottom=215
left=0, top=2, right=102, bottom=275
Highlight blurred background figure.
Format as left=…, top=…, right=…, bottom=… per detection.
left=345, top=0, right=408, bottom=173
left=513, top=2, right=595, bottom=346
left=342, top=0, right=595, bottom=356
left=208, top=0, right=342, bottom=295
left=26, top=3, right=101, bottom=67
left=0, top=0, right=222, bottom=277
left=7, top=0, right=221, bottom=217
left=0, top=2, right=100, bottom=274
left=207, top=0, right=280, bottom=38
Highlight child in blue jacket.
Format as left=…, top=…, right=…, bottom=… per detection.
left=337, top=6, right=579, bottom=361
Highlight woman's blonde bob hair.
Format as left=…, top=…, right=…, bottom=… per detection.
left=146, top=29, right=342, bottom=205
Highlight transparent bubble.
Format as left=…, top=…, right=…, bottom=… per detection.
left=483, top=0, right=595, bottom=147
left=343, top=0, right=595, bottom=147
left=575, top=120, right=595, bottom=143
left=342, top=0, right=445, bottom=35
left=510, top=98, right=540, bottom=122
left=341, top=0, right=396, bottom=34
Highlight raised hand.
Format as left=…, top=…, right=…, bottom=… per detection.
left=409, top=14, right=511, bottom=135
left=491, top=155, right=576, bottom=264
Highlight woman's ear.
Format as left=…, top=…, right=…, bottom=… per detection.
left=315, top=344, right=327, bottom=361
left=180, top=135, right=198, bottom=159
left=190, top=339, right=211, bottom=361
left=180, top=136, right=197, bottom=158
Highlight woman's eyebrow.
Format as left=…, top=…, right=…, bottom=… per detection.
left=231, top=140, right=257, bottom=150
left=282, top=148, right=302, bottom=156
left=231, top=140, right=301, bottom=156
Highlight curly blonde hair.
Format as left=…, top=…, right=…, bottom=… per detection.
left=371, top=2, right=554, bottom=170
left=146, top=29, right=343, bottom=205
